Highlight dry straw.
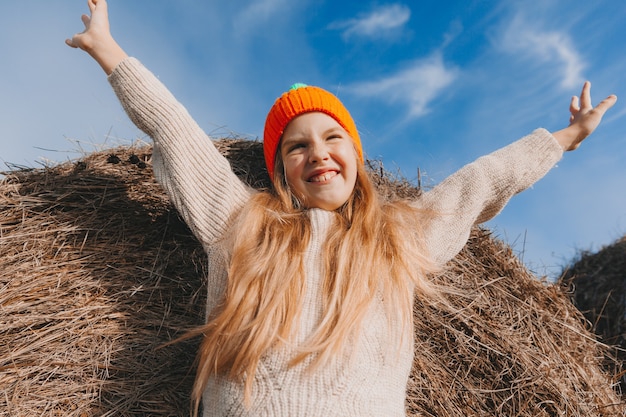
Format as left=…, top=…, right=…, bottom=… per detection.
left=1, top=139, right=624, bottom=416
left=560, top=236, right=626, bottom=395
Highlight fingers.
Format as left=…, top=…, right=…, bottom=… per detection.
left=90, top=0, right=107, bottom=13
left=66, top=1, right=98, bottom=50
left=579, top=80, right=592, bottom=109
left=81, top=14, right=91, bottom=28
left=594, top=94, right=618, bottom=116
left=66, top=14, right=89, bottom=49
left=569, top=95, right=580, bottom=114
left=571, top=81, right=617, bottom=117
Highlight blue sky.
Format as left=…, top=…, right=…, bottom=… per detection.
left=1, top=0, right=625, bottom=280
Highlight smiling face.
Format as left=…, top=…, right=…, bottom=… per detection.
left=279, top=112, right=359, bottom=211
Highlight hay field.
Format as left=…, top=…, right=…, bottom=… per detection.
left=1, top=140, right=623, bottom=416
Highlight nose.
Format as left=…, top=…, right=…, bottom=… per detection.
left=308, top=140, right=329, bottom=164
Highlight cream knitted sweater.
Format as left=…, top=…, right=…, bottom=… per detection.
left=108, top=57, right=563, bottom=417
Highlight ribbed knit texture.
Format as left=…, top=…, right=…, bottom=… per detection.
left=107, top=57, right=563, bottom=417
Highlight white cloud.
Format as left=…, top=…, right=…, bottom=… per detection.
left=499, top=15, right=586, bottom=89
left=235, top=0, right=293, bottom=32
left=346, top=53, right=458, bottom=119
left=442, top=19, right=463, bottom=48
left=330, top=4, right=411, bottom=40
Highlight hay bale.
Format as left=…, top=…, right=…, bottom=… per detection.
left=409, top=230, right=624, bottom=416
left=1, top=146, right=206, bottom=416
left=1, top=139, right=623, bottom=416
left=559, top=237, right=626, bottom=392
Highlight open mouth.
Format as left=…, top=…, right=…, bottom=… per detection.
left=308, top=171, right=338, bottom=183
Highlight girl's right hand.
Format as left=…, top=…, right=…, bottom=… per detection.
left=66, top=0, right=128, bottom=75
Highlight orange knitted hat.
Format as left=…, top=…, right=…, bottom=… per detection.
left=263, top=83, right=363, bottom=179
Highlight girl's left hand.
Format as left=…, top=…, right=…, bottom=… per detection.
left=554, top=81, right=617, bottom=151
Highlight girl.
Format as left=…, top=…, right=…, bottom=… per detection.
left=66, top=1, right=617, bottom=416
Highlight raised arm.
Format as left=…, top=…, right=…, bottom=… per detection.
left=66, top=0, right=252, bottom=249
left=418, top=82, right=616, bottom=266
left=65, top=0, right=127, bottom=75
left=418, top=129, right=562, bottom=266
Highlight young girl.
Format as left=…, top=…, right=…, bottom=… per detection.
left=66, top=1, right=616, bottom=416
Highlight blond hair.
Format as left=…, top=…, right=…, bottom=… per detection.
left=186, top=157, right=439, bottom=415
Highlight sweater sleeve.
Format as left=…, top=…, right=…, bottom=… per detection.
left=107, top=57, right=251, bottom=250
left=415, top=128, right=563, bottom=266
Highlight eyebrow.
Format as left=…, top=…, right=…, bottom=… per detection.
left=280, top=136, right=303, bottom=148
left=323, top=126, right=346, bottom=135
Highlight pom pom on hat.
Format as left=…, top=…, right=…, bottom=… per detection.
left=263, top=83, right=363, bottom=180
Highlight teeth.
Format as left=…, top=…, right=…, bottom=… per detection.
left=309, top=171, right=336, bottom=182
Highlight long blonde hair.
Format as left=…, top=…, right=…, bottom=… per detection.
left=187, top=154, right=439, bottom=415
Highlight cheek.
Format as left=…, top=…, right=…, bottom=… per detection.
left=345, top=152, right=359, bottom=181
left=282, top=157, right=303, bottom=184
left=344, top=143, right=360, bottom=169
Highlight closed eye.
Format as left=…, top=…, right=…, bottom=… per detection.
left=286, top=142, right=306, bottom=153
